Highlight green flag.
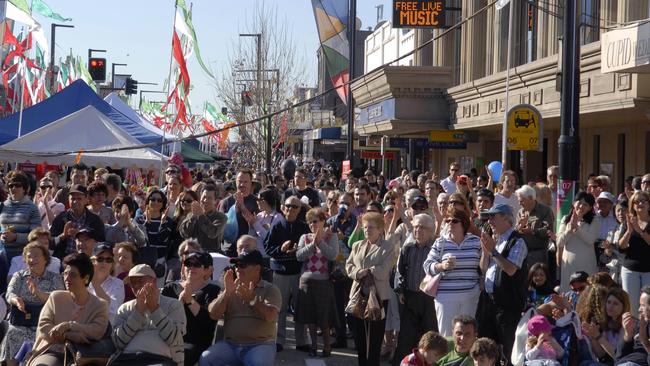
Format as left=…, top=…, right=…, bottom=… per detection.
left=32, top=0, right=72, bottom=22
left=8, top=0, right=30, bottom=14
left=176, top=0, right=215, bottom=80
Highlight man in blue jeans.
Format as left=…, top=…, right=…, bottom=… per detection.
left=201, top=250, right=281, bottom=366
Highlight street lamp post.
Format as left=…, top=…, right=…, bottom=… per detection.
left=49, top=23, right=74, bottom=93
left=111, top=63, right=127, bottom=88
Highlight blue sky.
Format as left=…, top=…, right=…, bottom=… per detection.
left=35, top=0, right=392, bottom=112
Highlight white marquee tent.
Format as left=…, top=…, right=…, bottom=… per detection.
left=0, top=105, right=167, bottom=169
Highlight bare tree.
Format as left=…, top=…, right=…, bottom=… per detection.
left=214, top=1, right=308, bottom=169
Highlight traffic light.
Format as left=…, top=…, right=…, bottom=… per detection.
left=88, top=58, right=106, bottom=81
left=125, top=77, right=138, bottom=95
left=241, top=91, right=253, bottom=106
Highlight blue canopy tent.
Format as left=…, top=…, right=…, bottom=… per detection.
left=0, top=80, right=162, bottom=149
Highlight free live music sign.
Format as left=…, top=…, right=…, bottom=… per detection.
left=393, top=0, right=446, bottom=28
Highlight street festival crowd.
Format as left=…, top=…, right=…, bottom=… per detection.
left=0, top=158, right=649, bottom=366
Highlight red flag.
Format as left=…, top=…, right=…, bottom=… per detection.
left=2, top=24, right=39, bottom=70
left=171, top=31, right=190, bottom=95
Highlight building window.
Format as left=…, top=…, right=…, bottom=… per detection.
left=580, top=0, right=600, bottom=45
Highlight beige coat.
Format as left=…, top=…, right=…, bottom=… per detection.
left=346, top=238, right=397, bottom=301
left=31, top=290, right=109, bottom=357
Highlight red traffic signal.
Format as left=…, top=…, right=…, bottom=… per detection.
left=88, top=57, right=106, bottom=81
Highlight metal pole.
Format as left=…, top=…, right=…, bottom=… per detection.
left=346, top=0, right=357, bottom=167
left=160, top=0, right=179, bottom=187
left=501, top=0, right=516, bottom=172
left=557, top=0, right=580, bottom=227
left=49, top=24, right=56, bottom=93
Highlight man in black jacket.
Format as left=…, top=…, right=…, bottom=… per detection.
left=50, top=184, right=104, bottom=260
left=263, top=195, right=311, bottom=353
left=478, top=204, right=528, bottom=365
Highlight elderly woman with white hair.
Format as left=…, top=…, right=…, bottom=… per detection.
left=423, top=207, right=482, bottom=336
left=393, top=214, right=438, bottom=363
left=515, top=185, right=554, bottom=270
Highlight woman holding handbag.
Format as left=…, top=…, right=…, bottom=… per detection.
left=1, top=242, right=64, bottom=366
left=28, top=253, right=109, bottom=366
left=346, top=212, right=397, bottom=366
left=423, top=208, right=482, bottom=337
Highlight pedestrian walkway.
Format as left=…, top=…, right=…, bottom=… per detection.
left=275, top=316, right=397, bottom=365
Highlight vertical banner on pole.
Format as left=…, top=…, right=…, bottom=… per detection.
left=556, top=179, right=575, bottom=232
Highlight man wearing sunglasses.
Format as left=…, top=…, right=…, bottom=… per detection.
left=202, top=250, right=281, bottom=365
left=263, top=196, right=311, bottom=353
left=441, top=162, right=461, bottom=195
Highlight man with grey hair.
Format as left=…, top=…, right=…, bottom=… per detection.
left=478, top=203, right=528, bottom=364
left=393, top=213, right=437, bottom=364
left=515, top=185, right=554, bottom=269
left=642, top=173, right=650, bottom=193
left=547, top=165, right=559, bottom=214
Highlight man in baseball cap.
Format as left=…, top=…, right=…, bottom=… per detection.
left=596, top=191, right=618, bottom=243
left=112, top=263, right=186, bottom=365
left=202, top=250, right=282, bottom=363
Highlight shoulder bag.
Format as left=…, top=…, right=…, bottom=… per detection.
left=419, top=240, right=445, bottom=297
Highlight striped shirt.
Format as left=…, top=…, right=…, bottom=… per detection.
left=0, top=197, right=41, bottom=247
left=423, top=234, right=482, bottom=296
left=134, top=215, right=174, bottom=259
left=112, top=295, right=186, bottom=365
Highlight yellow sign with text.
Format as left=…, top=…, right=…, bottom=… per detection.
left=506, top=104, right=543, bottom=151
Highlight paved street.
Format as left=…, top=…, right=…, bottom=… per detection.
left=275, top=316, right=393, bottom=365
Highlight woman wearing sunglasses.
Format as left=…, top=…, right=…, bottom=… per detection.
left=88, top=243, right=124, bottom=325
left=162, top=251, right=219, bottom=366
left=295, top=208, right=339, bottom=357
left=423, top=208, right=482, bottom=337
left=34, top=177, right=64, bottom=230
left=134, top=190, right=175, bottom=284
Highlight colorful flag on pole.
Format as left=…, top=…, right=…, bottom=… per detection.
left=176, top=0, right=215, bottom=79
left=31, top=0, right=72, bottom=22
left=311, top=0, right=350, bottom=104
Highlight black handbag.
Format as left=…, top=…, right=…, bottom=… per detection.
left=9, top=303, right=43, bottom=327
left=66, top=324, right=115, bottom=366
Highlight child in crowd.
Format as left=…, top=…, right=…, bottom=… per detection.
left=470, top=338, right=500, bottom=366
left=563, top=271, right=589, bottom=309
left=527, top=263, right=557, bottom=308
left=525, top=315, right=564, bottom=366
left=400, top=331, right=448, bottom=366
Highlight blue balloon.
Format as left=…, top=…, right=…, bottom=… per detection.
left=488, top=161, right=502, bottom=180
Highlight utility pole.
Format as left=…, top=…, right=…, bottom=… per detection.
left=49, top=24, right=74, bottom=93
left=346, top=0, right=357, bottom=168
left=557, top=0, right=580, bottom=229
left=239, top=33, right=263, bottom=169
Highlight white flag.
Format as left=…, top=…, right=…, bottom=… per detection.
left=5, top=1, right=36, bottom=28
left=495, top=0, right=511, bottom=10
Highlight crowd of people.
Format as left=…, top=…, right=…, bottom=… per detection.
left=0, top=160, right=649, bottom=366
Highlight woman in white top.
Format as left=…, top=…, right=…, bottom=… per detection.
left=34, top=177, right=64, bottom=229
left=423, top=207, right=482, bottom=336
left=88, top=243, right=124, bottom=325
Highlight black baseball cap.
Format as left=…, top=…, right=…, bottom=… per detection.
left=75, top=227, right=95, bottom=239
left=69, top=184, right=88, bottom=195
left=229, top=250, right=264, bottom=266
left=569, top=271, right=589, bottom=285
left=411, top=196, right=429, bottom=209
left=92, top=243, right=113, bottom=257
left=184, top=252, right=213, bottom=267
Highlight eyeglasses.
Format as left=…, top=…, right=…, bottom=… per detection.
left=149, top=197, right=164, bottom=203
left=39, top=185, right=52, bottom=190
left=184, top=261, right=203, bottom=269
left=181, top=199, right=194, bottom=204
left=643, top=180, right=650, bottom=185
left=444, top=218, right=460, bottom=224
left=450, top=168, right=459, bottom=172
left=7, top=183, right=22, bottom=189
left=285, top=204, right=300, bottom=209
left=450, top=200, right=463, bottom=205
left=94, top=256, right=114, bottom=264
left=165, top=170, right=179, bottom=175
left=385, top=208, right=394, bottom=213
